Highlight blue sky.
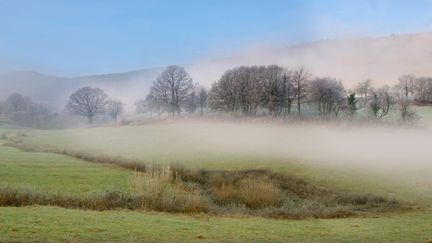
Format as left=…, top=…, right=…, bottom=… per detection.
left=1, top=0, right=432, bottom=76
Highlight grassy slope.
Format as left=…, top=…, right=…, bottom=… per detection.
left=0, top=142, right=131, bottom=196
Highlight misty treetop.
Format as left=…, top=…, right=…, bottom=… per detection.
left=208, top=65, right=318, bottom=117
left=108, top=99, right=124, bottom=122
left=66, top=86, right=109, bottom=124
left=309, top=77, right=345, bottom=117
left=0, top=93, right=55, bottom=128
left=65, top=87, right=125, bottom=124
left=132, top=64, right=431, bottom=121
left=2, top=65, right=431, bottom=129
left=151, top=66, right=194, bottom=115
left=136, top=65, right=209, bottom=117
left=206, top=65, right=425, bottom=121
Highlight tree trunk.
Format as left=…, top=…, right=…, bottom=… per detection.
left=87, top=115, right=93, bottom=124
left=287, top=102, right=291, bottom=115
left=297, top=95, right=301, bottom=116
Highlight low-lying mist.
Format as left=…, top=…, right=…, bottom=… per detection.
left=23, top=120, right=432, bottom=202
left=172, top=121, right=432, bottom=170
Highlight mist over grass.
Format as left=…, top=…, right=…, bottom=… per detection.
left=14, top=120, right=432, bottom=204
left=1, top=117, right=431, bottom=240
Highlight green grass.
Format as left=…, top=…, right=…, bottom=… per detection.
left=414, top=105, right=432, bottom=124
left=0, top=206, right=431, bottom=242
left=17, top=122, right=432, bottom=204
left=1, top=120, right=432, bottom=241
left=0, top=141, right=131, bottom=196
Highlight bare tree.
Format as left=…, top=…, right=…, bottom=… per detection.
left=2, top=93, right=55, bottom=128
left=23, top=102, right=53, bottom=127
left=210, top=65, right=306, bottom=118
left=395, top=90, right=417, bottom=122
left=108, top=99, right=124, bottom=122
left=136, top=90, right=164, bottom=117
left=135, top=99, right=146, bottom=114
left=397, top=74, right=416, bottom=97
left=66, top=86, right=109, bottom=123
left=355, top=79, right=373, bottom=106
left=292, top=67, right=311, bottom=116
left=197, top=85, right=208, bottom=115
left=208, top=69, right=238, bottom=114
left=186, top=87, right=198, bottom=114
left=368, top=85, right=393, bottom=119
left=309, top=77, right=345, bottom=117
left=0, top=100, right=4, bottom=115
left=4, top=93, right=32, bottom=113
left=414, top=77, right=432, bottom=104
left=260, top=65, right=285, bottom=117
left=235, top=66, right=263, bottom=116
left=281, top=69, right=295, bottom=116
left=150, top=65, right=194, bottom=116
left=208, top=66, right=262, bottom=116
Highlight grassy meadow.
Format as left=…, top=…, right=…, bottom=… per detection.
left=1, top=207, right=431, bottom=242
left=1, top=107, right=432, bottom=242
left=0, top=143, right=131, bottom=196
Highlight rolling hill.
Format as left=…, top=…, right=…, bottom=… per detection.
left=2, top=31, right=432, bottom=109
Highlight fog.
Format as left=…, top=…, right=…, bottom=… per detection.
left=173, top=121, right=432, bottom=168
left=1, top=29, right=432, bottom=200
left=152, top=121, right=432, bottom=201
left=188, top=31, right=432, bottom=89
left=34, top=120, right=429, bottom=202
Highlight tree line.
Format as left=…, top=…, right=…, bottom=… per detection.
left=0, top=88, right=125, bottom=127
left=206, top=65, right=428, bottom=121
left=138, top=65, right=429, bottom=121
left=1, top=64, right=432, bottom=127
left=0, top=93, right=54, bottom=128
left=208, top=65, right=311, bottom=117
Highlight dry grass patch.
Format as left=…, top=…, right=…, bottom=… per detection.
left=171, top=166, right=410, bottom=218
left=129, top=166, right=210, bottom=213
left=211, top=176, right=283, bottom=209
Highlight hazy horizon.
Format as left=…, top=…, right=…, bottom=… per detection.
left=0, top=30, right=429, bottom=78
left=2, top=0, right=432, bottom=76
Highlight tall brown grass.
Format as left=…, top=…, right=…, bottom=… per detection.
left=128, top=166, right=209, bottom=213
left=211, top=176, right=283, bottom=209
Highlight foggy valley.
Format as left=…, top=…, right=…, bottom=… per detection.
left=1, top=1, right=432, bottom=242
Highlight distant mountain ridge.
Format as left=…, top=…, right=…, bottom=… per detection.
left=0, top=68, right=162, bottom=109
left=2, top=31, right=432, bottom=110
